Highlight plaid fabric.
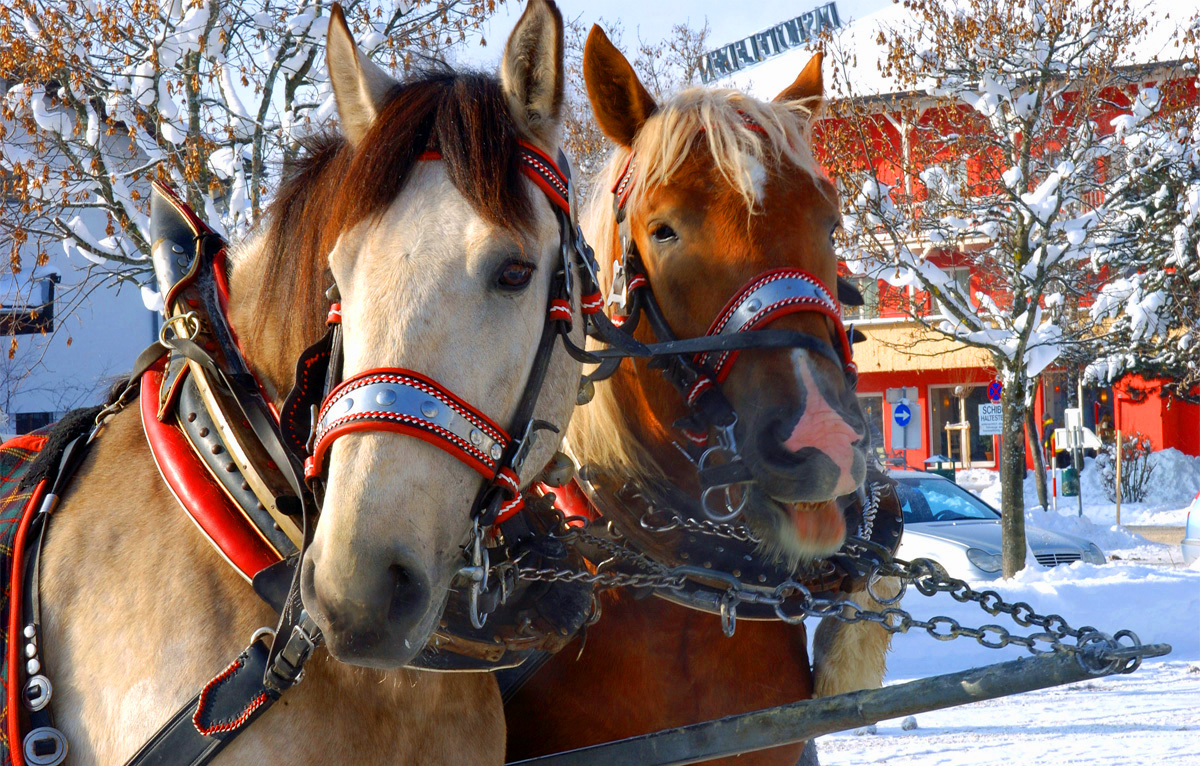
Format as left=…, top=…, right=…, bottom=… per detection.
left=0, top=432, right=50, bottom=765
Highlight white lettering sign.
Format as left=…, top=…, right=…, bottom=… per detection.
left=698, top=3, right=843, bottom=83
left=978, top=403, right=1003, bottom=437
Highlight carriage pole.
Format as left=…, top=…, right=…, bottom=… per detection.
left=509, top=643, right=1170, bottom=766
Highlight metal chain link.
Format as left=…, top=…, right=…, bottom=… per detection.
left=638, top=508, right=762, bottom=543
left=501, top=486, right=1150, bottom=676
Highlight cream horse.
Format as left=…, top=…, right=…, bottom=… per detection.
left=40, top=0, right=575, bottom=762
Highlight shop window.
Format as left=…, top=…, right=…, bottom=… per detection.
left=857, top=393, right=886, bottom=462
left=929, top=384, right=994, bottom=465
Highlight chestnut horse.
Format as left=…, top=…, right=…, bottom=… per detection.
left=36, top=1, right=578, bottom=762
left=506, top=29, right=896, bottom=764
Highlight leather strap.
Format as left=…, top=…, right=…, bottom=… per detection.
left=123, top=639, right=277, bottom=766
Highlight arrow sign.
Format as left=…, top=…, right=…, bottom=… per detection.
left=893, top=402, right=912, bottom=427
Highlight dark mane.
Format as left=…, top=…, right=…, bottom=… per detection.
left=255, top=70, right=534, bottom=352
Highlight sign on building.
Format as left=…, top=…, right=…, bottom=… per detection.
left=697, top=2, right=843, bottom=84
left=887, top=386, right=921, bottom=451
left=978, top=403, right=1003, bottom=436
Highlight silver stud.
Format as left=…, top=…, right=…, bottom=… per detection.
left=26, top=659, right=39, bottom=675
left=375, top=388, right=397, bottom=406
left=341, top=397, right=354, bottom=412
left=469, top=429, right=483, bottom=445
left=171, top=244, right=186, bottom=254
left=421, top=401, right=439, bottom=419
left=745, top=298, right=762, bottom=312
left=23, top=625, right=34, bottom=639
left=490, top=444, right=503, bottom=460
left=176, top=256, right=189, bottom=267
left=25, top=643, right=36, bottom=659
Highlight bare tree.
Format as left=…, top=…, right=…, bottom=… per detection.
left=817, top=0, right=1194, bottom=576
left=0, top=0, right=499, bottom=298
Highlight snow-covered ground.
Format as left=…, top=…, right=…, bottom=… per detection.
left=812, top=512, right=1200, bottom=765
left=958, top=449, right=1200, bottom=528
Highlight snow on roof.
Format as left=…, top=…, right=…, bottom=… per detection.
left=717, top=0, right=1198, bottom=102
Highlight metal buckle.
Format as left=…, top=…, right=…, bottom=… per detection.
left=697, top=419, right=751, bottom=522
left=23, top=726, right=67, bottom=766
left=459, top=520, right=490, bottom=629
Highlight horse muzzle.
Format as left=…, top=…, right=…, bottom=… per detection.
left=300, top=536, right=443, bottom=668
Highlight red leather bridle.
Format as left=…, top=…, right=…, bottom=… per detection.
left=588, top=114, right=860, bottom=518
left=284, top=142, right=601, bottom=526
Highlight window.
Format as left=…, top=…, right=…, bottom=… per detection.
left=933, top=266, right=972, bottom=316
left=857, top=393, right=886, bottom=462
left=0, top=271, right=58, bottom=335
left=895, top=478, right=1000, bottom=524
left=15, top=412, right=55, bottom=434
left=843, top=276, right=880, bottom=321
left=929, top=384, right=995, bottom=465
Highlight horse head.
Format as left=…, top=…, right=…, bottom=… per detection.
left=577, top=28, right=866, bottom=565
left=231, top=0, right=578, bottom=668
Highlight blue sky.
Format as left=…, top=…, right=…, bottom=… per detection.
left=455, top=0, right=894, bottom=70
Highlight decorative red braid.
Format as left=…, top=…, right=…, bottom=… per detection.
left=192, top=657, right=271, bottom=735
left=581, top=291, right=604, bottom=314
left=326, top=303, right=342, bottom=325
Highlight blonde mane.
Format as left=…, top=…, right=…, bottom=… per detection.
left=568, top=87, right=822, bottom=480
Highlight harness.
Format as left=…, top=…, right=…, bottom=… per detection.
left=4, top=139, right=600, bottom=765
left=522, top=115, right=904, bottom=633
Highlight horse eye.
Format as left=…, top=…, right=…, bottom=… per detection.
left=496, top=259, right=536, bottom=291
left=830, top=222, right=841, bottom=247
left=651, top=224, right=678, bottom=243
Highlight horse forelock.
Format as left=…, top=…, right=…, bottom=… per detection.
left=238, top=70, right=536, bottom=384
left=627, top=87, right=823, bottom=215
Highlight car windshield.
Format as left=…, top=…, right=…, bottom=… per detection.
left=895, top=477, right=1001, bottom=523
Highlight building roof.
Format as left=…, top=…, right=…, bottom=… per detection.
left=716, top=0, right=1198, bottom=102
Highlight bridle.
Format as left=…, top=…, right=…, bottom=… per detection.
left=282, top=140, right=598, bottom=532
left=581, top=115, right=861, bottom=522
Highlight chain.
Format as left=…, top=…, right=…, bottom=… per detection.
left=503, top=524, right=1148, bottom=676
left=638, top=508, right=762, bottom=543
left=762, top=536, right=1147, bottom=675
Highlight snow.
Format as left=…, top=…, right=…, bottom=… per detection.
left=959, top=449, right=1200, bottom=527
left=813, top=501, right=1200, bottom=764
left=817, top=662, right=1200, bottom=765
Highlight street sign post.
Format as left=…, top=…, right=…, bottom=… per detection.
left=887, top=387, right=921, bottom=460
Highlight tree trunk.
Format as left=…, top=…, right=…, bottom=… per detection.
left=999, top=377, right=1028, bottom=577
left=1025, top=395, right=1048, bottom=511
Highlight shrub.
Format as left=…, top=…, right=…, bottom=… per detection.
left=1097, top=432, right=1155, bottom=503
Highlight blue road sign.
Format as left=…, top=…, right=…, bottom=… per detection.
left=988, top=381, right=1003, bottom=402
left=893, top=402, right=912, bottom=427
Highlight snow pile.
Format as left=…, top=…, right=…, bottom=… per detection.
left=958, top=450, right=1200, bottom=526
left=1026, top=508, right=1152, bottom=551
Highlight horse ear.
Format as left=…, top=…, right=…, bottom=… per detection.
left=326, top=4, right=397, bottom=147
left=583, top=25, right=657, bottom=147
left=774, top=52, right=824, bottom=114
left=501, top=0, right=565, bottom=147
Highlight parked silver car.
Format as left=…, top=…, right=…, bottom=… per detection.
left=1183, top=491, right=1200, bottom=566
left=892, top=471, right=1106, bottom=580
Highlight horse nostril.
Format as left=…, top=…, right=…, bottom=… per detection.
left=387, top=562, right=430, bottom=626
